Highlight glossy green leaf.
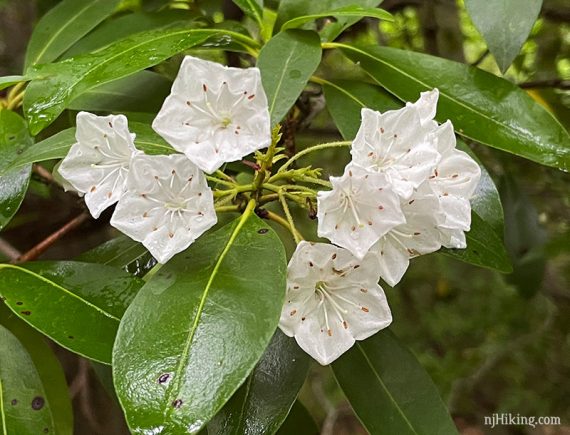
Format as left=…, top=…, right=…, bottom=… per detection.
left=63, top=10, right=196, bottom=58
left=456, top=140, right=504, bottom=235
left=339, top=44, right=570, bottom=171
left=209, top=330, right=310, bottom=435
left=499, top=175, right=547, bottom=297
left=281, top=5, right=392, bottom=31
left=323, top=79, right=506, bottom=241
left=0, top=261, right=144, bottom=364
left=0, top=305, right=73, bottom=435
left=332, top=330, right=458, bottom=435
left=465, top=0, right=542, bottom=73
left=0, top=111, right=33, bottom=231
left=233, top=0, right=264, bottom=25
left=440, top=211, right=512, bottom=273
left=4, top=121, right=175, bottom=174
left=257, top=30, right=321, bottom=125
left=68, top=70, right=172, bottom=113
left=113, top=214, right=287, bottom=434
left=322, top=79, right=401, bottom=139
left=275, top=401, right=319, bottom=435
left=0, top=76, right=27, bottom=92
left=78, top=236, right=148, bottom=268
left=275, top=0, right=380, bottom=36
left=23, top=27, right=219, bottom=135
left=0, top=324, right=56, bottom=434
left=24, top=0, right=121, bottom=70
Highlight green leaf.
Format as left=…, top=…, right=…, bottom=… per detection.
left=257, top=30, right=321, bottom=125
left=499, top=175, right=547, bottom=297
left=0, top=261, right=144, bottom=364
left=465, top=0, right=542, bottom=73
left=113, top=213, right=287, bottom=434
left=68, top=70, right=172, bottom=113
left=0, top=111, right=33, bottom=231
left=4, top=121, right=175, bottom=174
left=0, top=305, right=73, bottom=435
left=276, top=401, right=319, bottom=435
left=208, top=330, right=310, bottom=435
left=322, top=79, right=401, bottom=139
left=77, top=235, right=149, bottom=268
left=339, top=44, right=570, bottom=171
left=281, top=5, right=392, bottom=31
left=275, top=0, right=380, bottom=35
left=440, top=212, right=512, bottom=273
left=63, top=10, right=196, bottom=58
left=0, top=324, right=56, bottom=434
left=23, top=27, right=217, bottom=135
left=233, top=0, right=264, bottom=26
left=332, top=330, right=458, bottom=435
left=0, top=76, right=27, bottom=92
left=24, top=0, right=121, bottom=70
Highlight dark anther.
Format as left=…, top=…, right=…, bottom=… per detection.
left=172, top=399, right=183, bottom=409
left=31, top=396, right=45, bottom=410
left=307, top=198, right=317, bottom=220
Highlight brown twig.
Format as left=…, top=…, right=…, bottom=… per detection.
left=0, top=238, right=21, bottom=261
left=13, top=212, right=90, bottom=264
left=519, top=79, right=570, bottom=90
left=32, top=164, right=55, bottom=184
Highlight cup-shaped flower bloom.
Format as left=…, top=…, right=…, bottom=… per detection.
left=370, top=183, right=445, bottom=287
left=58, top=112, right=139, bottom=218
left=428, top=121, right=481, bottom=248
left=110, top=154, right=217, bottom=264
left=279, top=241, right=392, bottom=365
left=350, top=90, right=441, bottom=199
left=152, top=55, right=271, bottom=174
left=317, top=163, right=405, bottom=259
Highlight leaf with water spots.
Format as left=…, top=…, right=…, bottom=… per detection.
left=257, top=29, right=321, bottom=125
left=113, top=214, right=287, bottom=434
left=0, top=261, right=144, bottom=364
left=332, top=329, right=458, bottom=435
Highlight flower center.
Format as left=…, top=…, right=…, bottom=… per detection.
left=219, top=116, right=232, bottom=128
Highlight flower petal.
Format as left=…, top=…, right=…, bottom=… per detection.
left=152, top=55, right=271, bottom=174
left=110, top=154, right=217, bottom=263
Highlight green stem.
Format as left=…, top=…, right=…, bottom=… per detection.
left=206, top=175, right=236, bottom=188
left=278, top=190, right=303, bottom=244
left=215, top=205, right=240, bottom=213
left=278, top=141, right=351, bottom=173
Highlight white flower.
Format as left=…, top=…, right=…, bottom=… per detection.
left=58, top=112, right=139, bottom=218
left=350, top=89, right=441, bottom=199
left=110, top=154, right=217, bottom=264
left=428, top=121, right=481, bottom=248
left=370, top=183, right=445, bottom=287
left=152, top=55, right=271, bottom=174
left=317, top=163, right=405, bottom=259
left=279, top=241, right=392, bottom=365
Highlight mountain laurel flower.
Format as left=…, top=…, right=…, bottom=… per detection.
left=58, top=112, right=140, bottom=218
left=370, top=183, right=445, bottom=287
left=279, top=241, right=392, bottom=365
left=350, top=90, right=441, bottom=199
left=429, top=121, right=482, bottom=248
left=110, top=154, right=217, bottom=264
left=152, top=55, right=271, bottom=174
left=317, top=163, right=405, bottom=259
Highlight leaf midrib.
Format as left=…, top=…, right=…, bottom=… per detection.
left=234, top=374, right=254, bottom=435
left=355, top=343, right=419, bottom=435
left=0, top=377, right=7, bottom=435
left=164, top=205, right=255, bottom=420
left=267, top=41, right=298, bottom=118
left=29, top=0, right=101, bottom=67
left=0, top=265, right=120, bottom=322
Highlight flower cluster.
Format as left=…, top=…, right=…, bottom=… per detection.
left=279, top=90, right=481, bottom=365
left=59, top=56, right=272, bottom=263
